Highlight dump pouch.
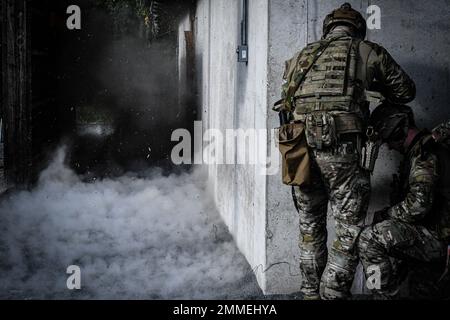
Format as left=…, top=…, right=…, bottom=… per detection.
left=278, top=122, right=311, bottom=187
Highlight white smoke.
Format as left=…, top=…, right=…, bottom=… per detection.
left=0, top=148, right=261, bottom=299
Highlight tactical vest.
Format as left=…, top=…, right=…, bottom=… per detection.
left=293, top=37, right=366, bottom=115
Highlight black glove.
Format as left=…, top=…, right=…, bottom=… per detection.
left=372, top=207, right=390, bottom=224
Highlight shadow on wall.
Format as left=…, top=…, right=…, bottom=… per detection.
left=368, top=62, right=450, bottom=213
left=403, top=63, right=450, bottom=127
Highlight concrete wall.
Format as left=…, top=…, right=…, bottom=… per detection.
left=184, top=0, right=450, bottom=295
left=265, top=0, right=308, bottom=294
left=177, top=14, right=189, bottom=108
left=183, top=0, right=270, bottom=291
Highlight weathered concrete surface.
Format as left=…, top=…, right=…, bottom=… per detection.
left=265, top=0, right=308, bottom=294
left=184, top=0, right=270, bottom=291
left=185, top=0, right=450, bottom=295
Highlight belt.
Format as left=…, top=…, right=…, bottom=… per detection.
left=293, top=112, right=364, bottom=135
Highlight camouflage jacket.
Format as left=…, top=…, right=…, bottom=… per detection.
left=389, top=131, right=450, bottom=239
left=281, top=29, right=416, bottom=113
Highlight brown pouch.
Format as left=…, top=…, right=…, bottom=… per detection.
left=278, top=122, right=311, bottom=187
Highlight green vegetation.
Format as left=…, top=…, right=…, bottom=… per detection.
left=95, top=0, right=159, bottom=39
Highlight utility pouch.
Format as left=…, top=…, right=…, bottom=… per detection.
left=304, top=113, right=336, bottom=150
left=278, top=122, right=311, bottom=187
left=334, top=113, right=364, bottom=135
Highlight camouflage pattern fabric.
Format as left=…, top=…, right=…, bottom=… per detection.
left=282, top=30, right=416, bottom=115
left=432, top=119, right=450, bottom=148
left=280, top=26, right=416, bottom=300
left=280, top=40, right=330, bottom=112
left=358, top=220, right=447, bottom=298
left=388, top=142, right=439, bottom=223
left=391, top=131, right=450, bottom=237
left=294, top=148, right=370, bottom=299
left=358, top=133, right=449, bottom=298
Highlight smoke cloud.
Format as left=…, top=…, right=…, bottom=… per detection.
left=0, top=148, right=261, bottom=299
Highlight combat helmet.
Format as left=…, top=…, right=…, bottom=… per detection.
left=323, top=3, right=367, bottom=39
left=369, top=103, right=415, bottom=142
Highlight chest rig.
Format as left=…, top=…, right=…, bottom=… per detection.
left=292, top=37, right=366, bottom=151
left=294, top=37, right=364, bottom=114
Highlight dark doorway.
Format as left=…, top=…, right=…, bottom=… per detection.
left=1, top=0, right=196, bottom=188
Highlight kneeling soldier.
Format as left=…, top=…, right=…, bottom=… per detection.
left=358, top=103, right=450, bottom=299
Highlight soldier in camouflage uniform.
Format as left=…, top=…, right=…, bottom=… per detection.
left=276, top=3, right=416, bottom=299
left=358, top=104, right=450, bottom=299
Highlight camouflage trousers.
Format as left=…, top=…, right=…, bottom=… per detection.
left=358, top=219, right=448, bottom=298
left=294, top=149, right=371, bottom=300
